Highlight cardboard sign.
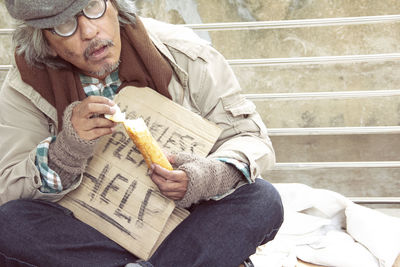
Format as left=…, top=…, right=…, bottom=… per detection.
left=59, top=86, right=222, bottom=260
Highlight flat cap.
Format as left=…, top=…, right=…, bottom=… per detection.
left=5, top=0, right=91, bottom=29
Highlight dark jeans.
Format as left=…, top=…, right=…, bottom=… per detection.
left=0, top=178, right=283, bottom=267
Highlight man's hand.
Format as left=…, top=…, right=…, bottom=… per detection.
left=150, top=164, right=189, bottom=201
left=71, top=96, right=117, bottom=140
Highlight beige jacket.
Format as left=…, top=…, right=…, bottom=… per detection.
left=0, top=18, right=275, bottom=205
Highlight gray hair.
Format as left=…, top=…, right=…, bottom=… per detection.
left=13, top=0, right=137, bottom=69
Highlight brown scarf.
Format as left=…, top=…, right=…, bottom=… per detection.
left=15, top=17, right=172, bottom=131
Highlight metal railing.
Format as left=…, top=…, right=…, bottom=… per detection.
left=0, top=29, right=14, bottom=35
left=350, top=197, right=400, bottom=204
left=274, top=161, right=400, bottom=170
left=1, top=14, right=400, bottom=35
left=184, top=14, right=400, bottom=31
left=0, top=65, right=11, bottom=71
left=228, top=54, right=400, bottom=66
left=267, top=126, right=400, bottom=136
left=245, top=89, right=400, bottom=100
left=1, top=53, right=400, bottom=71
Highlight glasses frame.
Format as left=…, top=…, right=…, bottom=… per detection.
left=46, top=0, right=108, bottom=37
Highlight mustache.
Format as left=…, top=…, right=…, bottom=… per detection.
left=84, top=39, right=114, bottom=59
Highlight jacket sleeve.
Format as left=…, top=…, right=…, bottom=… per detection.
left=187, top=44, right=276, bottom=180
left=0, top=68, right=80, bottom=205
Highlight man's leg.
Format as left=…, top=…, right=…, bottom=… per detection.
left=0, top=199, right=139, bottom=267
left=148, top=178, right=284, bottom=267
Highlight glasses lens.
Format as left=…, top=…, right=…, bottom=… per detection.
left=84, top=0, right=106, bottom=19
left=54, top=17, right=78, bottom=37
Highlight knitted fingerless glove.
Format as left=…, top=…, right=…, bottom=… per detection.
left=48, top=101, right=98, bottom=189
left=173, top=153, right=245, bottom=208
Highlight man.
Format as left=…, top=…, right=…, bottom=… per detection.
left=0, top=0, right=283, bottom=266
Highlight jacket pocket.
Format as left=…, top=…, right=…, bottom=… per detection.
left=220, top=93, right=270, bottom=139
left=221, top=93, right=256, bottom=117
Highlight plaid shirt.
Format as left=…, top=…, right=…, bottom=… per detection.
left=36, top=70, right=251, bottom=193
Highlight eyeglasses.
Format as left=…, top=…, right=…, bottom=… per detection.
left=48, top=0, right=107, bottom=37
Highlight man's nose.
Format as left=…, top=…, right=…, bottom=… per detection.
left=77, top=16, right=99, bottom=40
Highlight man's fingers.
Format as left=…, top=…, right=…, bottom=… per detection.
left=82, top=95, right=115, bottom=106
left=75, top=96, right=115, bottom=119
left=168, top=153, right=198, bottom=168
left=82, top=127, right=115, bottom=140
left=80, top=102, right=116, bottom=119
left=151, top=164, right=187, bottom=182
left=156, top=180, right=184, bottom=193
left=151, top=173, right=183, bottom=191
left=71, top=96, right=118, bottom=140
left=83, top=117, right=117, bottom=130
left=150, top=169, right=188, bottom=201
left=76, top=125, right=116, bottom=140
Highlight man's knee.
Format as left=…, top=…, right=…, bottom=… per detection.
left=0, top=199, right=73, bottom=237
left=246, top=179, right=284, bottom=238
left=1, top=198, right=30, bottom=210
left=0, top=199, right=31, bottom=218
left=258, top=178, right=283, bottom=210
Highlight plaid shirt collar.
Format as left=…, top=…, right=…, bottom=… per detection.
left=79, top=69, right=121, bottom=100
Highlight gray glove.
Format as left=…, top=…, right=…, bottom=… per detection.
left=48, top=101, right=98, bottom=189
left=172, top=153, right=245, bottom=208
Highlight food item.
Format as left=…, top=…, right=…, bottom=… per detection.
left=105, top=104, right=126, bottom=123
left=124, top=118, right=173, bottom=171
left=106, top=105, right=173, bottom=171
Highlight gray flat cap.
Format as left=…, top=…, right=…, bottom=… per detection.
left=5, top=0, right=91, bottom=29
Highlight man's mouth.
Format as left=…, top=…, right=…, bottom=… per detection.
left=84, top=39, right=114, bottom=61
left=89, top=45, right=107, bottom=58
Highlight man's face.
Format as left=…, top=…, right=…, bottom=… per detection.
left=43, top=1, right=121, bottom=79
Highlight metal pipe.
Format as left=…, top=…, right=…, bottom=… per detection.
left=228, top=54, right=400, bottom=66
left=274, top=161, right=400, bottom=170
left=245, top=89, right=400, bottom=100
left=350, top=197, right=400, bottom=204
left=2, top=15, right=400, bottom=35
left=0, top=29, right=15, bottom=35
left=0, top=65, right=11, bottom=71
left=185, top=14, right=400, bottom=31
left=268, top=126, right=400, bottom=136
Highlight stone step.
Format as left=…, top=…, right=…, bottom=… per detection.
left=265, top=167, right=400, bottom=198
left=136, top=0, right=400, bottom=25
left=0, top=1, right=14, bottom=79
left=271, top=134, right=400, bottom=163
left=2, top=56, right=400, bottom=95
left=0, top=71, right=7, bottom=86
left=0, top=4, right=13, bottom=28
left=0, top=35, right=12, bottom=65
left=233, top=61, right=400, bottom=94
left=134, top=0, right=400, bottom=60
left=207, top=22, right=400, bottom=59
left=253, top=95, right=400, bottom=128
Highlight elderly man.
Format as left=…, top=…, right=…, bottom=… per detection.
left=0, top=0, right=283, bottom=266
